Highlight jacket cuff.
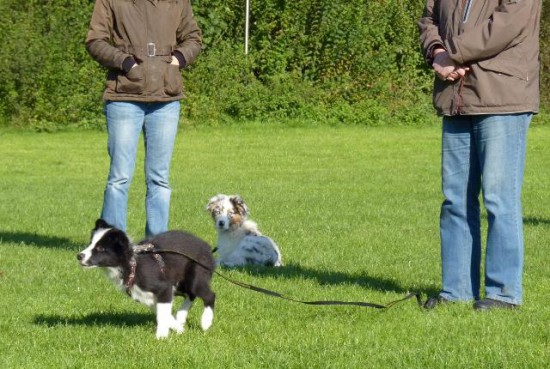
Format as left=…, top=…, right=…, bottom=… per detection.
left=121, top=56, right=137, bottom=74
left=172, top=50, right=187, bottom=69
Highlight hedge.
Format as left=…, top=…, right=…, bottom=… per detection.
left=0, top=0, right=547, bottom=129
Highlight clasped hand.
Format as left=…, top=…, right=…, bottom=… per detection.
left=130, top=56, right=180, bottom=69
left=432, top=49, right=469, bottom=82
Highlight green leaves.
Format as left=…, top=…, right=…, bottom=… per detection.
left=7, top=0, right=549, bottom=128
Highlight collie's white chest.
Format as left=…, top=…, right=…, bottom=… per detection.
left=129, top=285, right=156, bottom=308
left=104, top=267, right=156, bottom=308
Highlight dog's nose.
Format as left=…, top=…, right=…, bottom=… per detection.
left=217, top=220, right=225, bottom=228
left=77, top=253, right=84, bottom=261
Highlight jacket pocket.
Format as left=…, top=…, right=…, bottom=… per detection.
left=116, top=65, right=145, bottom=94
left=477, top=53, right=528, bottom=81
left=164, top=64, right=183, bottom=96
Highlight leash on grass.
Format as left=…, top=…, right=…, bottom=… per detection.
left=133, top=244, right=423, bottom=310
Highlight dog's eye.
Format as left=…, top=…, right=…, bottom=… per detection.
left=96, top=245, right=105, bottom=252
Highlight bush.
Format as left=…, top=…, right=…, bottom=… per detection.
left=0, top=0, right=104, bottom=130
left=0, top=0, right=546, bottom=129
left=186, top=0, right=435, bottom=126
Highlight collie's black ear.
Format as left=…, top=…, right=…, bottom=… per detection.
left=108, top=229, right=132, bottom=257
left=230, top=195, right=249, bottom=216
left=95, top=218, right=111, bottom=230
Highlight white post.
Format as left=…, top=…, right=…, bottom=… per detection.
left=245, top=0, right=250, bottom=54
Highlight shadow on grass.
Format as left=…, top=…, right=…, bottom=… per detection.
left=0, top=231, right=79, bottom=250
left=222, top=262, right=439, bottom=299
left=523, top=216, right=550, bottom=226
left=34, top=312, right=152, bottom=328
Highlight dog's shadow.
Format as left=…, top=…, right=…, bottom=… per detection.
left=34, top=312, right=153, bottom=328
left=222, top=262, right=438, bottom=297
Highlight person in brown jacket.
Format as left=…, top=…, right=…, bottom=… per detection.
left=418, top=0, right=541, bottom=310
left=86, top=0, right=202, bottom=237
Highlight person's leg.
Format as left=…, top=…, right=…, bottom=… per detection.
left=439, top=115, right=482, bottom=302
left=101, top=101, right=144, bottom=232
left=475, top=114, right=531, bottom=305
left=142, top=101, right=180, bottom=237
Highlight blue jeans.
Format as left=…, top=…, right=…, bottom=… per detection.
left=101, top=101, right=180, bottom=237
left=439, top=114, right=531, bottom=305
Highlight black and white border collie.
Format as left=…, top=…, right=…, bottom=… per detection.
left=206, top=194, right=283, bottom=268
left=77, top=219, right=216, bottom=339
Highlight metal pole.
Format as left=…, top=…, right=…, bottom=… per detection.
left=245, top=0, right=250, bottom=54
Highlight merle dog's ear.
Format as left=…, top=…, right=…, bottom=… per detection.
left=206, top=196, right=219, bottom=212
left=230, top=195, right=249, bottom=216
left=95, top=218, right=111, bottom=230
left=207, top=194, right=227, bottom=213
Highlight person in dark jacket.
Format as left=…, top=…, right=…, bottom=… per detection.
left=86, top=0, right=202, bottom=237
left=418, top=0, right=541, bottom=310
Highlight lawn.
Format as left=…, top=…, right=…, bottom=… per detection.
left=0, top=124, right=549, bottom=368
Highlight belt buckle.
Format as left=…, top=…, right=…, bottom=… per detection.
left=147, top=42, right=156, bottom=57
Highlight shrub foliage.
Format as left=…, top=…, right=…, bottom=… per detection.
left=0, top=0, right=547, bottom=129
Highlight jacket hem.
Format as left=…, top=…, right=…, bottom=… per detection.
left=102, top=94, right=184, bottom=103
left=437, top=108, right=539, bottom=117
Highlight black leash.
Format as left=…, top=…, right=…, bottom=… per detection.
left=135, top=246, right=423, bottom=310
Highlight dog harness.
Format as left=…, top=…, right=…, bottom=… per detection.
left=125, top=243, right=166, bottom=295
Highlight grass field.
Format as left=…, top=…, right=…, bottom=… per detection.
left=0, top=124, right=549, bottom=368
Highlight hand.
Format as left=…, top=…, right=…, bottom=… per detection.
left=170, top=56, right=180, bottom=66
left=446, top=66, right=470, bottom=82
left=432, top=51, right=457, bottom=81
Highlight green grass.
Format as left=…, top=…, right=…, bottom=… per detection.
left=0, top=124, right=549, bottom=368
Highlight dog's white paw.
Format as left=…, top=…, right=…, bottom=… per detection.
left=172, top=321, right=185, bottom=334
left=156, top=326, right=170, bottom=340
left=175, top=311, right=189, bottom=326
left=201, top=306, right=214, bottom=331
left=156, top=303, right=176, bottom=339
left=175, top=297, right=193, bottom=326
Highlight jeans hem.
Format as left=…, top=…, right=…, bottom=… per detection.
left=439, top=292, right=474, bottom=303
left=484, top=295, right=522, bottom=306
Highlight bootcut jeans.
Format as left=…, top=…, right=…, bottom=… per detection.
left=101, top=101, right=180, bottom=237
left=439, top=113, right=531, bottom=305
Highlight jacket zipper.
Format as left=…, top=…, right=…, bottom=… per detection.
left=144, top=1, right=150, bottom=97
left=462, top=0, right=473, bottom=23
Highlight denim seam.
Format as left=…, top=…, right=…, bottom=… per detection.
left=511, top=120, right=525, bottom=304
left=460, top=151, right=471, bottom=299
left=457, top=122, right=475, bottom=300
